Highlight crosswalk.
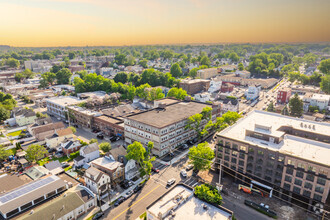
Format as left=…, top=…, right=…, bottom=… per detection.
left=181, top=177, right=200, bottom=188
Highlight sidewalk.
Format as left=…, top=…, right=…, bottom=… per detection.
left=156, top=148, right=189, bottom=166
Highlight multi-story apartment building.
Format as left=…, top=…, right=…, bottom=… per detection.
left=215, top=110, right=330, bottom=210
left=179, top=79, right=211, bottom=95
left=196, top=68, right=221, bottom=79
left=277, top=89, right=291, bottom=104
left=93, top=115, right=124, bottom=137
left=124, top=99, right=220, bottom=157
left=46, top=96, right=84, bottom=119
left=309, top=94, right=330, bottom=111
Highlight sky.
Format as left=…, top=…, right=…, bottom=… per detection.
left=0, top=0, right=329, bottom=47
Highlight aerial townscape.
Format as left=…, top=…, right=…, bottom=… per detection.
left=0, top=1, right=330, bottom=220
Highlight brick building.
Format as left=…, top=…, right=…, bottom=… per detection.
left=277, top=89, right=292, bottom=104
left=179, top=79, right=211, bottom=95
left=93, top=115, right=124, bottom=137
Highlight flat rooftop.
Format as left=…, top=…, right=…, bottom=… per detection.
left=46, top=96, right=84, bottom=106
left=96, top=115, right=123, bottom=124
left=180, top=79, right=210, bottom=84
left=218, top=110, right=330, bottom=166
left=68, top=106, right=101, bottom=116
left=126, top=101, right=211, bottom=128
left=0, top=174, right=32, bottom=195
left=147, top=185, right=231, bottom=220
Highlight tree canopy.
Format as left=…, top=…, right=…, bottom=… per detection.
left=289, top=93, right=303, bottom=117
left=99, top=142, right=111, bottom=153
left=170, top=63, right=183, bottom=78
left=167, top=87, right=188, bottom=100
left=188, top=142, right=215, bottom=171
left=26, top=144, right=48, bottom=162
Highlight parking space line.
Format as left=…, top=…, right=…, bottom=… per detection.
left=191, top=182, right=199, bottom=187
left=183, top=177, right=192, bottom=184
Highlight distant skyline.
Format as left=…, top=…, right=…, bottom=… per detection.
left=1, top=0, right=330, bottom=47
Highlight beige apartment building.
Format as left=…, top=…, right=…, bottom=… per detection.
left=124, top=98, right=221, bottom=157
left=215, top=110, right=330, bottom=211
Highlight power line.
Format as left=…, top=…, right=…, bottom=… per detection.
left=169, top=146, right=329, bottom=215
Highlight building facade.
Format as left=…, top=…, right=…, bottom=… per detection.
left=46, top=96, right=84, bottom=119
left=179, top=79, right=211, bottom=95
left=124, top=99, right=220, bottom=157
left=277, top=89, right=292, bottom=104
left=215, top=111, right=330, bottom=211
left=93, top=115, right=124, bottom=137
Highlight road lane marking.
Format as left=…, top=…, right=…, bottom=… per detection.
left=192, top=182, right=199, bottom=187
left=112, top=185, right=161, bottom=220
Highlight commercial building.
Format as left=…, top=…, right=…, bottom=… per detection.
left=220, top=83, right=234, bottom=93
left=179, top=79, right=211, bottom=95
left=146, top=184, right=233, bottom=220
left=46, top=96, right=84, bottom=119
left=124, top=99, right=220, bottom=157
left=93, top=114, right=124, bottom=136
left=68, top=106, right=101, bottom=128
left=0, top=175, right=67, bottom=219
left=291, top=85, right=320, bottom=95
left=277, top=89, right=292, bottom=104
left=17, top=185, right=96, bottom=220
left=196, top=68, right=221, bottom=79
left=215, top=110, right=330, bottom=210
left=245, top=85, right=261, bottom=101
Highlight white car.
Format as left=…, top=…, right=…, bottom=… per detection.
left=167, top=178, right=176, bottom=186
left=180, top=170, right=187, bottom=177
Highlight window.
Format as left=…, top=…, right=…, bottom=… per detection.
left=304, top=182, right=313, bottom=190
left=265, top=176, right=272, bottom=181
left=225, top=141, right=231, bottom=147
left=257, top=150, right=264, bottom=156
left=293, top=186, right=301, bottom=194
left=268, top=153, right=275, bottom=160
left=248, top=156, right=254, bottom=161
left=239, top=152, right=245, bottom=159
left=231, top=158, right=237, bottom=164
left=285, top=175, right=292, bottom=183
left=315, top=186, right=324, bottom=194
left=218, top=146, right=223, bottom=152
left=224, top=155, right=229, bottom=161
left=248, top=147, right=254, bottom=153
left=314, top=194, right=322, bottom=202
left=294, top=178, right=302, bottom=186
left=266, top=169, right=273, bottom=176
left=317, top=177, right=326, bottom=186
left=297, top=163, right=305, bottom=170
left=266, top=161, right=274, bottom=168
left=232, top=144, right=238, bottom=151
left=225, top=148, right=230, bottom=154
left=240, top=146, right=247, bottom=152
left=232, top=151, right=238, bottom=156
left=319, top=169, right=328, bottom=177
left=278, top=156, right=284, bottom=163
left=239, top=160, right=244, bottom=166
left=286, top=168, right=293, bottom=175
left=306, top=174, right=314, bottom=182
left=218, top=140, right=223, bottom=146
left=284, top=183, right=291, bottom=190
left=296, top=171, right=304, bottom=178
left=308, top=165, right=316, bottom=173
left=303, top=190, right=311, bottom=197
left=287, top=159, right=295, bottom=167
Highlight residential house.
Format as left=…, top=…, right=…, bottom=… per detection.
left=30, top=122, right=66, bottom=142
left=6, top=108, right=37, bottom=127
left=61, top=140, right=82, bottom=156
left=193, top=92, right=211, bottom=103
left=84, top=167, right=111, bottom=199
left=45, top=128, right=74, bottom=150
left=222, top=98, right=239, bottom=113
left=74, top=143, right=100, bottom=168
left=91, top=156, right=125, bottom=187
left=107, top=146, right=139, bottom=181
left=44, top=160, right=64, bottom=175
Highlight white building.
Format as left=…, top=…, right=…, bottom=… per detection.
left=222, top=98, right=239, bottom=113
left=84, top=167, right=111, bottom=199
left=310, top=94, right=330, bottom=111
left=194, top=92, right=211, bottom=103
left=125, top=159, right=139, bottom=180
left=46, top=96, right=84, bottom=119
left=146, top=184, right=233, bottom=220
left=245, top=85, right=261, bottom=100
left=208, top=80, right=222, bottom=93
left=74, top=143, right=100, bottom=168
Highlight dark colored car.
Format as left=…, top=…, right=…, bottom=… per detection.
left=92, top=212, right=104, bottom=220
left=110, top=136, right=120, bottom=142
left=114, top=196, right=125, bottom=206
left=134, top=185, right=142, bottom=193
left=152, top=167, right=159, bottom=173
left=97, top=134, right=104, bottom=139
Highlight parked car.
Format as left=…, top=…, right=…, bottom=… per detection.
left=110, top=136, right=120, bottom=142
left=180, top=170, right=187, bottom=177
left=152, top=167, right=159, bottom=173
left=61, top=162, right=70, bottom=168
left=114, top=196, right=125, bottom=206
left=169, top=152, right=174, bottom=157
left=92, top=212, right=104, bottom=220
left=185, top=164, right=193, bottom=171
left=182, top=144, right=189, bottom=149
left=124, top=190, right=134, bottom=199
left=92, top=129, right=99, bottom=133
left=97, top=134, right=104, bottom=139
left=134, top=185, right=142, bottom=193
left=55, top=151, right=63, bottom=158
left=167, top=178, right=176, bottom=187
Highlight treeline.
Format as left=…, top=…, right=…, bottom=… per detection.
left=0, top=93, right=17, bottom=121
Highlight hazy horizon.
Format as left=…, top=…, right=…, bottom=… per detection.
left=1, top=0, right=330, bottom=47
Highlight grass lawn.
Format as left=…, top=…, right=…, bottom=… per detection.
left=64, top=165, right=72, bottom=172
left=7, top=130, right=22, bottom=137
left=37, top=157, right=49, bottom=166
left=6, top=148, right=17, bottom=156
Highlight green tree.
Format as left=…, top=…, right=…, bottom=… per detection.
left=146, top=88, right=165, bottom=101
left=0, top=146, right=10, bottom=161
left=320, top=74, right=330, bottom=94
left=68, top=52, right=75, bottom=59
left=114, top=54, right=127, bottom=65
left=99, top=142, right=111, bottom=153
left=229, top=52, right=239, bottom=62
left=139, top=59, right=148, bottom=68
left=0, top=107, right=10, bottom=122
left=90, top=138, right=98, bottom=144
left=56, top=68, right=72, bottom=84
left=6, top=58, right=20, bottom=68
left=170, top=63, right=183, bottom=78
left=189, top=68, right=198, bottom=78
left=26, top=144, right=48, bottom=162
left=185, top=113, right=203, bottom=138
left=68, top=126, right=76, bottom=134
left=289, top=93, right=303, bottom=117
left=221, top=111, right=241, bottom=125
left=318, top=59, right=330, bottom=74
left=200, top=56, right=210, bottom=66
left=126, top=141, right=155, bottom=176
left=114, top=72, right=129, bottom=83
left=188, top=142, right=214, bottom=171
left=167, top=87, right=188, bottom=100
left=238, top=63, right=244, bottom=71
left=281, top=105, right=289, bottom=115
left=267, top=102, right=275, bottom=112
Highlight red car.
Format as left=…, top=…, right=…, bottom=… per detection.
left=152, top=167, right=159, bottom=173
